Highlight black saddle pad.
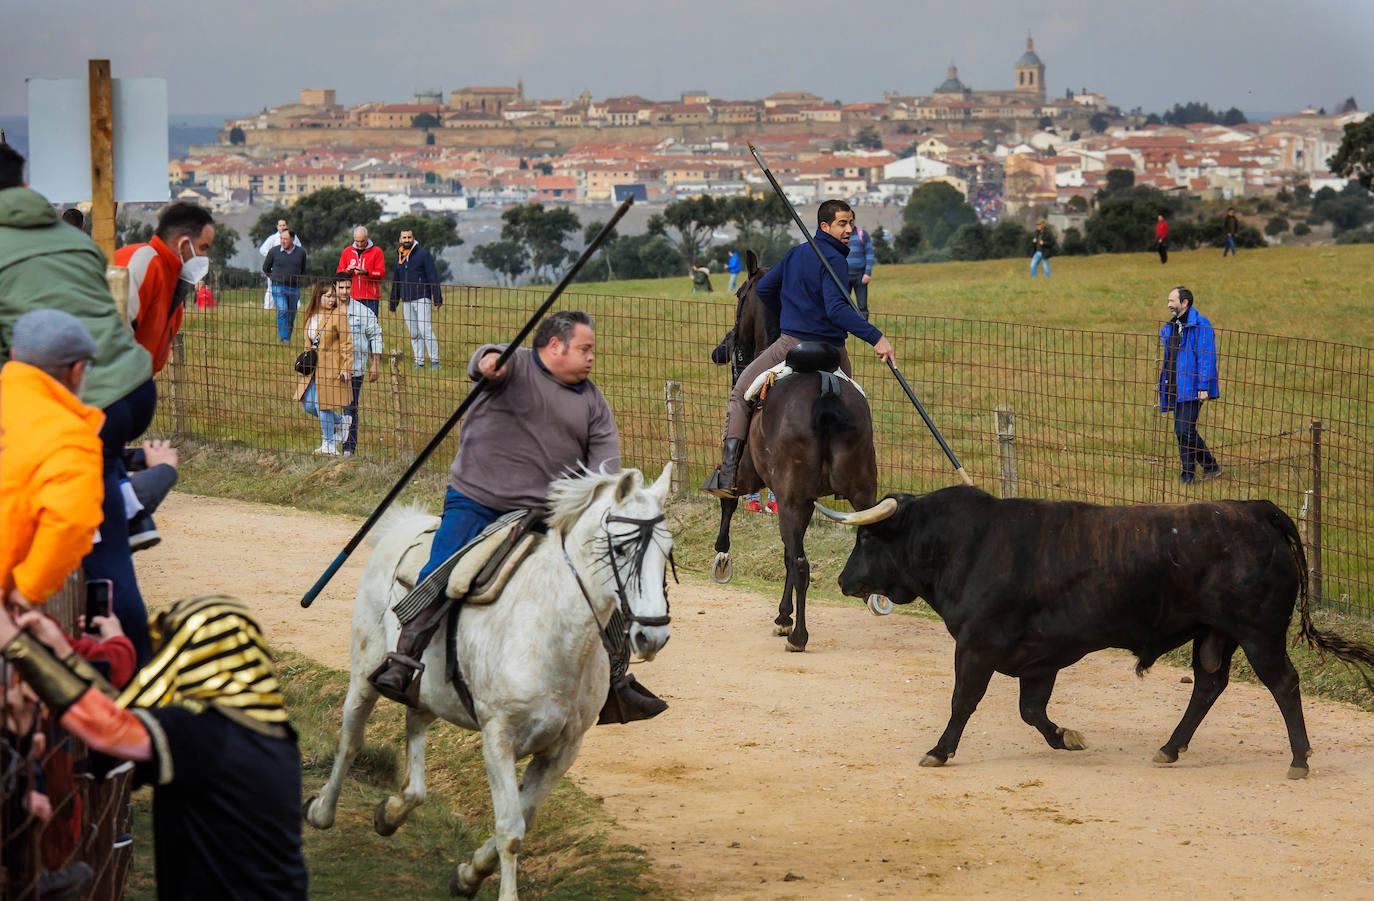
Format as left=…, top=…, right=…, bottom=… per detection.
left=785, top=341, right=842, bottom=373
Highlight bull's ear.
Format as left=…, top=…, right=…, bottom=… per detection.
left=613, top=469, right=641, bottom=503
left=746, top=249, right=759, bottom=274
left=647, top=462, right=673, bottom=505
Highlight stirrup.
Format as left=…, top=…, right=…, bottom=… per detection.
left=700, top=468, right=736, bottom=499
left=368, top=653, right=426, bottom=707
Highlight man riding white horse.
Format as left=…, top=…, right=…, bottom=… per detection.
left=703, top=199, right=896, bottom=498
left=369, top=310, right=666, bottom=722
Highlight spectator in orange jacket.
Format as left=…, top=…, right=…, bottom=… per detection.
left=114, top=202, right=216, bottom=374
left=0, top=310, right=105, bottom=609
left=335, top=226, right=386, bottom=314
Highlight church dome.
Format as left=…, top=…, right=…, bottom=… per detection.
left=1017, top=36, right=1042, bottom=66
left=934, top=64, right=969, bottom=95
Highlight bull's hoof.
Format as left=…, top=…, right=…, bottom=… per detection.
left=373, top=799, right=400, bottom=837
left=919, top=753, right=947, bottom=768
left=1153, top=748, right=1179, bottom=765
left=866, top=594, right=893, bottom=616
left=785, top=640, right=806, bottom=652
left=711, top=552, right=733, bottom=583
left=450, top=863, right=485, bottom=898
left=1058, top=728, right=1087, bottom=751
left=1287, top=764, right=1310, bottom=781
left=773, top=623, right=793, bottom=636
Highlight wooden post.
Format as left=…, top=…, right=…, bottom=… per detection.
left=87, top=59, right=116, bottom=261
left=664, top=380, right=686, bottom=496
left=104, top=265, right=131, bottom=331
left=388, top=349, right=410, bottom=461
left=995, top=407, right=1017, bottom=499
left=1310, top=420, right=1323, bottom=605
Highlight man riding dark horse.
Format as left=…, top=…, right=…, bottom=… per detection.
left=704, top=200, right=895, bottom=498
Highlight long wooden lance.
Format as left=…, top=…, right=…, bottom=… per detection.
left=746, top=142, right=974, bottom=487
left=300, top=195, right=635, bottom=608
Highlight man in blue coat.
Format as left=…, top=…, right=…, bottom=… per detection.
left=389, top=229, right=444, bottom=369
left=1157, top=286, right=1222, bottom=483
left=704, top=200, right=894, bottom=497
left=726, top=249, right=742, bottom=294
left=846, top=223, right=874, bottom=319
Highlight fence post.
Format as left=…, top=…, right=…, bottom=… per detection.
left=995, top=407, right=1017, bottom=499
left=388, top=349, right=411, bottom=461
left=664, top=380, right=687, bottom=496
left=1310, top=420, right=1322, bottom=606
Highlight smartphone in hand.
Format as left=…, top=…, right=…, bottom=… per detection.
left=85, top=579, right=114, bottom=632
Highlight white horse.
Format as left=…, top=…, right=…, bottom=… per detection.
left=304, top=465, right=674, bottom=900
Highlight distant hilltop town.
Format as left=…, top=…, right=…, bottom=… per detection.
left=174, top=37, right=1365, bottom=216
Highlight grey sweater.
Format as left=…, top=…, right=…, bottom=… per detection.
left=449, top=344, right=620, bottom=511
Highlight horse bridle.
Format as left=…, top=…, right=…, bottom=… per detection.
left=561, top=512, right=676, bottom=647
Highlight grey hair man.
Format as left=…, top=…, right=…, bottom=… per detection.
left=336, top=225, right=385, bottom=314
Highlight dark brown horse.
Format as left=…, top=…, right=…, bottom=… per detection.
left=710, top=252, right=880, bottom=651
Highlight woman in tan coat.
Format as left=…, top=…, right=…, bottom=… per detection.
left=294, top=281, right=353, bottom=454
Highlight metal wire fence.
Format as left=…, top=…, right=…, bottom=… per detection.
left=1, top=576, right=133, bottom=901
left=155, top=272, right=1373, bottom=616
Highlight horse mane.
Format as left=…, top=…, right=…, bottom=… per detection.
left=546, top=466, right=639, bottom=535
left=368, top=502, right=434, bottom=548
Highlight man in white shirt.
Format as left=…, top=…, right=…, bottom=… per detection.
left=339, top=275, right=382, bottom=456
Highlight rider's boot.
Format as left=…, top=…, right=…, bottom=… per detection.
left=369, top=600, right=448, bottom=707
left=598, top=673, right=668, bottom=724
left=701, top=438, right=745, bottom=499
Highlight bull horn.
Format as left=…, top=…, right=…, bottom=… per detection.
left=814, top=497, right=897, bottom=526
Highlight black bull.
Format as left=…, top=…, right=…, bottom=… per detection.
left=828, top=486, right=1374, bottom=779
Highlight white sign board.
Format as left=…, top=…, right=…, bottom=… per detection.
left=25, top=77, right=169, bottom=203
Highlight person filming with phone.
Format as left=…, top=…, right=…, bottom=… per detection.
left=1, top=310, right=106, bottom=613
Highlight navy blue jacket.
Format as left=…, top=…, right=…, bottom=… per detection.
left=389, top=243, right=443, bottom=307
left=755, top=230, right=882, bottom=347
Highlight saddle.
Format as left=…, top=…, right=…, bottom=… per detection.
left=393, top=510, right=544, bottom=609
left=743, top=341, right=866, bottom=405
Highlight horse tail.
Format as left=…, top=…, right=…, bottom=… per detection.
left=1275, top=502, right=1374, bottom=693
left=811, top=383, right=856, bottom=440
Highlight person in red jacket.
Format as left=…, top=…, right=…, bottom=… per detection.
left=335, top=226, right=385, bottom=314
left=114, top=202, right=215, bottom=375
left=1154, top=214, right=1169, bottom=264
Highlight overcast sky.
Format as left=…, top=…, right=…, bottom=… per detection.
left=5, top=0, right=1372, bottom=119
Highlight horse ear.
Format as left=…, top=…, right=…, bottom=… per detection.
left=613, top=469, right=640, bottom=503
left=647, top=462, right=673, bottom=504
left=746, top=249, right=759, bottom=275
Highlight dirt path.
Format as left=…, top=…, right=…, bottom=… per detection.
left=139, top=493, right=1374, bottom=900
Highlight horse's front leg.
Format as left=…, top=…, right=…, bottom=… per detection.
left=453, top=723, right=523, bottom=900
left=712, top=496, right=739, bottom=583
left=779, top=500, right=814, bottom=652
left=374, top=706, right=437, bottom=836
left=305, top=670, right=380, bottom=829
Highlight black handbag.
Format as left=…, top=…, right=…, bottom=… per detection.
left=294, top=335, right=320, bottom=376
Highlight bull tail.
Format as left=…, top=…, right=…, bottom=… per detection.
left=1273, top=503, right=1374, bottom=693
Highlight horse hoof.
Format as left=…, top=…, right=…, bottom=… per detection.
left=373, top=799, right=400, bottom=837
left=773, top=623, right=793, bottom=636
left=785, top=640, right=806, bottom=652
left=1153, top=749, right=1178, bottom=765
left=1287, top=764, right=1310, bottom=780
left=450, top=863, right=484, bottom=898
left=302, top=793, right=331, bottom=829
left=1059, top=728, right=1087, bottom=751
left=866, top=594, right=893, bottom=616
left=919, top=754, right=946, bottom=768
left=711, top=552, right=733, bottom=584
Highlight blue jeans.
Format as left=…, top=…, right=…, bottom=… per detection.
left=727, top=271, right=739, bottom=294
left=1223, top=235, right=1237, bottom=257
left=849, top=274, right=869, bottom=318
left=85, top=379, right=158, bottom=664
left=340, top=374, right=363, bottom=453
left=1173, top=400, right=1218, bottom=481
left=1030, top=252, right=1050, bottom=277
left=271, top=284, right=300, bottom=342
left=415, top=489, right=504, bottom=583
left=300, top=380, right=342, bottom=446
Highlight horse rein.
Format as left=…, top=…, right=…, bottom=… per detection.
left=560, top=513, right=674, bottom=643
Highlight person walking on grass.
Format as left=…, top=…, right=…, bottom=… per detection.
left=726, top=249, right=742, bottom=294
left=389, top=229, right=443, bottom=369
left=341, top=276, right=382, bottom=457
left=262, top=229, right=307, bottom=343
left=1029, top=220, right=1052, bottom=277
left=1154, top=214, right=1169, bottom=264
left=1157, top=286, right=1221, bottom=485
left=1222, top=207, right=1239, bottom=258
left=293, top=281, right=352, bottom=455
left=846, top=221, right=875, bottom=318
